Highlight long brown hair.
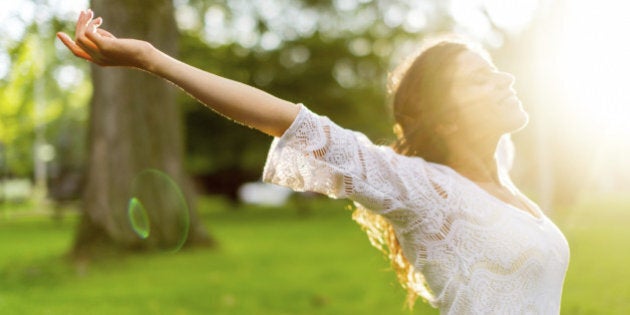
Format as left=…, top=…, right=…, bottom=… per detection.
left=352, top=38, right=487, bottom=309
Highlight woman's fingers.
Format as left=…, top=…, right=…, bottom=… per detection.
left=56, top=32, right=95, bottom=62
left=96, top=28, right=116, bottom=39
left=74, top=10, right=91, bottom=39
left=73, top=11, right=84, bottom=38
left=93, top=16, right=102, bottom=28
left=72, top=10, right=98, bottom=54
left=75, top=36, right=100, bottom=59
left=75, top=16, right=102, bottom=57
left=84, top=18, right=106, bottom=47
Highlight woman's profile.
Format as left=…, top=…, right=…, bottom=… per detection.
left=57, top=9, right=570, bottom=314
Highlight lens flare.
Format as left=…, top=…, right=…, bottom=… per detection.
left=128, top=169, right=190, bottom=252
left=128, top=197, right=150, bottom=239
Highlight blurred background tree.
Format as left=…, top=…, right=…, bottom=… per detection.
left=71, top=0, right=214, bottom=258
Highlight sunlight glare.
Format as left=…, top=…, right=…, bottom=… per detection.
left=54, top=65, right=84, bottom=90
left=483, top=0, right=539, bottom=33
left=449, top=0, right=539, bottom=42
left=558, top=0, right=630, bottom=137
left=551, top=0, right=630, bottom=191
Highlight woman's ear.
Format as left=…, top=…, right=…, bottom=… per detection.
left=393, top=123, right=404, bottom=138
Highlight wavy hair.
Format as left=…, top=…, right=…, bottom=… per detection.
left=352, top=37, right=490, bottom=309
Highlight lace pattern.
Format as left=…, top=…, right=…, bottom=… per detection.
left=263, top=104, right=570, bottom=314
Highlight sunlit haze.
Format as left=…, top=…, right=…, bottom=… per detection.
left=557, top=0, right=630, bottom=137
left=552, top=0, right=630, bottom=191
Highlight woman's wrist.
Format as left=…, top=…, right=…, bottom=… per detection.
left=137, top=42, right=161, bottom=72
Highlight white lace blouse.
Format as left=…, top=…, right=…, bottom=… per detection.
left=263, top=104, right=570, bottom=314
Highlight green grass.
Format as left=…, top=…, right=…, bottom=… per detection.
left=1, top=195, right=629, bottom=314
left=558, top=195, right=630, bottom=315
left=0, top=197, right=429, bottom=315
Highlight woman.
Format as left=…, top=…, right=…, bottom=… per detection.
left=58, top=10, right=570, bottom=314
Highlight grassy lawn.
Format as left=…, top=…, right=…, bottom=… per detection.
left=559, top=195, right=630, bottom=315
left=1, top=195, right=629, bottom=314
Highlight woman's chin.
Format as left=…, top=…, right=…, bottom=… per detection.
left=508, top=110, right=529, bottom=133
left=498, top=103, right=529, bottom=133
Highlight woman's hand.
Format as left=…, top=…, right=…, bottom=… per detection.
left=56, top=9, right=153, bottom=69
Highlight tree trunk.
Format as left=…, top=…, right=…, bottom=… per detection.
left=73, top=0, right=213, bottom=259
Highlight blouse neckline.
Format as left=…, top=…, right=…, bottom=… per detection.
left=447, top=167, right=546, bottom=223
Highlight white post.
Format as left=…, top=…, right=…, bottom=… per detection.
left=32, top=19, right=49, bottom=210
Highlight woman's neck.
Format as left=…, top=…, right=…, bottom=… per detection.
left=445, top=134, right=502, bottom=184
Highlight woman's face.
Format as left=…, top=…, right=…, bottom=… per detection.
left=447, top=50, right=529, bottom=137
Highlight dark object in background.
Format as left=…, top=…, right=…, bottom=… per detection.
left=193, top=168, right=259, bottom=202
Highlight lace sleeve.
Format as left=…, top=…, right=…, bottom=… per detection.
left=262, top=104, right=447, bottom=220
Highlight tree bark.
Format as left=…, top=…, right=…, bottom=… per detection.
left=73, top=0, right=213, bottom=259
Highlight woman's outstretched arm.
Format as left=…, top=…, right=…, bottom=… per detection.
left=56, top=9, right=299, bottom=137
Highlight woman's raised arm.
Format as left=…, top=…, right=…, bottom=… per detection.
left=56, top=9, right=299, bottom=137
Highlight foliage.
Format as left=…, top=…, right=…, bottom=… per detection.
left=0, top=14, right=90, bottom=178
